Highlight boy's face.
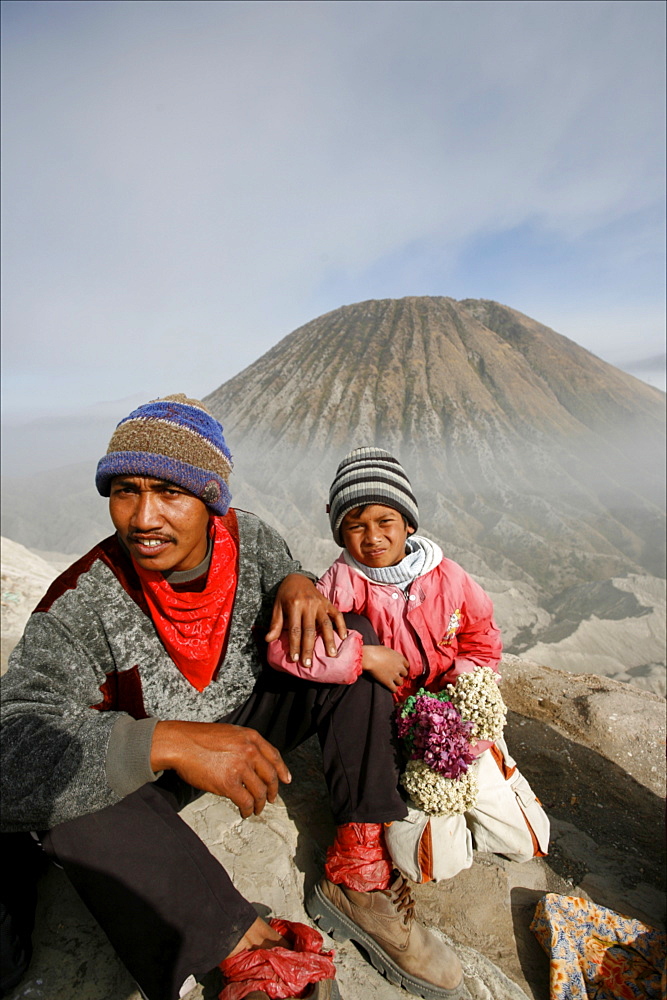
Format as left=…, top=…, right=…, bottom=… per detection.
left=340, top=503, right=415, bottom=568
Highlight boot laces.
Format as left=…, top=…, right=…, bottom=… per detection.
left=381, top=874, right=415, bottom=924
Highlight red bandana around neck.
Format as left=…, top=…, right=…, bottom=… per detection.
left=133, top=513, right=239, bottom=691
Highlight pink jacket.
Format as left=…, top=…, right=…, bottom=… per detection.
left=267, top=553, right=502, bottom=700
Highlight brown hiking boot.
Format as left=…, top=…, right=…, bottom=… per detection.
left=244, top=983, right=340, bottom=999
left=306, top=872, right=468, bottom=999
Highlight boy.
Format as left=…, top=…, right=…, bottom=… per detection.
left=269, top=447, right=548, bottom=897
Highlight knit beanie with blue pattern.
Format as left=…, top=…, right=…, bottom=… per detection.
left=327, top=446, right=419, bottom=546
left=95, top=394, right=233, bottom=515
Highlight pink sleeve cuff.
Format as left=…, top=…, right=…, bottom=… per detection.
left=266, top=629, right=364, bottom=685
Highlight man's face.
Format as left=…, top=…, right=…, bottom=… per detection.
left=340, top=503, right=414, bottom=568
left=109, top=476, right=210, bottom=573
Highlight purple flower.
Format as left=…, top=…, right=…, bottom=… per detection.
left=395, top=689, right=475, bottom=780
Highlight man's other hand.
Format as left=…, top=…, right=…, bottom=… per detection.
left=150, top=721, right=291, bottom=818
left=265, top=573, right=347, bottom=666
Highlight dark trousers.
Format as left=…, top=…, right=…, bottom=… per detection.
left=0, top=833, right=47, bottom=997
left=40, top=620, right=406, bottom=999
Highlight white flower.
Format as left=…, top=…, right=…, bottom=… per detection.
left=400, top=759, right=478, bottom=816
left=446, top=667, right=506, bottom=742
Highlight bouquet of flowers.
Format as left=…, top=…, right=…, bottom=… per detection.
left=396, top=667, right=507, bottom=816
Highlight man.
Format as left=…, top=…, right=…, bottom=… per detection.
left=1, top=395, right=465, bottom=1000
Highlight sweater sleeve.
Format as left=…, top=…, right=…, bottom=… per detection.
left=105, top=715, right=162, bottom=797
left=0, top=612, right=148, bottom=832
left=243, top=512, right=317, bottom=635
left=255, top=515, right=315, bottom=588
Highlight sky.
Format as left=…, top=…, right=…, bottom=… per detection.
left=2, top=0, right=666, bottom=431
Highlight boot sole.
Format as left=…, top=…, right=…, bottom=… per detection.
left=306, top=883, right=468, bottom=1000
left=246, top=978, right=341, bottom=999
left=294, top=981, right=342, bottom=1000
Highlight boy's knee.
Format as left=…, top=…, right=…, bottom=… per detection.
left=343, top=613, right=380, bottom=646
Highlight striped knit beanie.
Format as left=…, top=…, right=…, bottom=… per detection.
left=327, top=447, right=419, bottom=545
left=95, top=394, right=233, bottom=515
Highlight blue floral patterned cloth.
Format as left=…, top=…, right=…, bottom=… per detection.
left=530, top=894, right=666, bottom=1000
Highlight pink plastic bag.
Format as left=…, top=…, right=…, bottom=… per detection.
left=219, top=918, right=336, bottom=1000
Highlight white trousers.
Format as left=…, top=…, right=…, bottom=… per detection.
left=385, top=737, right=551, bottom=882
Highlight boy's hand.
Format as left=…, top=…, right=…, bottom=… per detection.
left=361, top=645, right=409, bottom=693
left=265, top=573, right=347, bottom=666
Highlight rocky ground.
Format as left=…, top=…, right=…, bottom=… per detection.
left=4, top=651, right=665, bottom=1000
left=2, top=538, right=665, bottom=998
left=0, top=539, right=70, bottom=674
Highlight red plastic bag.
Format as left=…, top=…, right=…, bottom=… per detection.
left=219, top=918, right=336, bottom=1000
left=324, top=822, right=393, bottom=892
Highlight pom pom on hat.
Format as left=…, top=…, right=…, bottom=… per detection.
left=328, top=447, right=418, bottom=545
left=95, top=394, right=233, bottom=515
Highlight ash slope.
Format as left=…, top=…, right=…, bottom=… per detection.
left=205, top=296, right=665, bottom=673
left=1, top=296, right=663, bottom=690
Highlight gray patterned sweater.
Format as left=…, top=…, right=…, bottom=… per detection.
left=0, top=509, right=307, bottom=832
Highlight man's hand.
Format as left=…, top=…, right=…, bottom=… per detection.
left=264, top=573, right=347, bottom=666
left=361, top=645, right=409, bottom=693
left=150, top=721, right=291, bottom=818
